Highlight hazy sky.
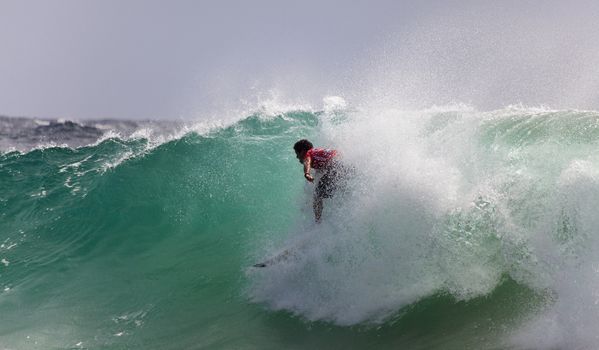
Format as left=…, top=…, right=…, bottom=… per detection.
left=1, top=0, right=599, bottom=119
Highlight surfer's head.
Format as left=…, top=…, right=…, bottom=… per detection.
left=294, top=139, right=313, bottom=162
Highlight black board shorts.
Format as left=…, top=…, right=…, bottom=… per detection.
left=315, top=162, right=350, bottom=199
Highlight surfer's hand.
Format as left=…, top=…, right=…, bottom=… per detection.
left=304, top=173, right=314, bottom=182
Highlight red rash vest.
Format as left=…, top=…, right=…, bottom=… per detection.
left=306, top=148, right=337, bottom=169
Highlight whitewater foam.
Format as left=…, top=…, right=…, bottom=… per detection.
left=250, top=104, right=599, bottom=340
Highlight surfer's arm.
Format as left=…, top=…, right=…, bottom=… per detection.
left=303, top=158, right=314, bottom=182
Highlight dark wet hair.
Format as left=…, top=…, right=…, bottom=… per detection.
left=293, top=139, right=313, bottom=153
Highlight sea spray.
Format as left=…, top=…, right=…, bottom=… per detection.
left=250, top=104, right=599, bottom=346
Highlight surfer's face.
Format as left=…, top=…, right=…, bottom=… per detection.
left=296, top=150, right=306, bottom=163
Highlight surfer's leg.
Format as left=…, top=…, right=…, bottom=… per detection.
left=314, top=168, right=336, bottom=222
left=314, top=173, right=330, bottom=222
left=313, top=195, right=323, bottom=222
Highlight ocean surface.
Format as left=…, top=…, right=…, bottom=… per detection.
left=2, top=101, right=599, bottom=349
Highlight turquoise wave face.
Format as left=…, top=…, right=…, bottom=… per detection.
left=2, top=107, right=599, bottom=349
left=0, top=112, right=318, bottom=349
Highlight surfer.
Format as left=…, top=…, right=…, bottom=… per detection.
left=294, top=139, right=347, bottom=222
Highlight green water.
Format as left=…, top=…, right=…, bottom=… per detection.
left=2, top=108, right=599, bottom=349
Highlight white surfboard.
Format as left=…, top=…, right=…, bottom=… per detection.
left=253, top=248, right=295, bottom=267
